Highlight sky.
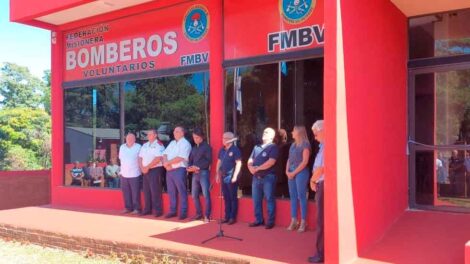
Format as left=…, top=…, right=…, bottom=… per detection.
left=0, top=1, right=51, bottom=79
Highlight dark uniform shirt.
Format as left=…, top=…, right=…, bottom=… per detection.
left=218, top=144, right=242, bottom=175
left=189, top=141, right=212, bottom=170
left=250, top=143, right=279, bottom=178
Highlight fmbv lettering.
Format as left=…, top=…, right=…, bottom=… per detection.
left=267, top=24, right=324, bottom=52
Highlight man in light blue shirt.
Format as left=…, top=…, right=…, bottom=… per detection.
left=163, top=126, right=192, bottom=220
left=308, top=120, right=325, bottom=263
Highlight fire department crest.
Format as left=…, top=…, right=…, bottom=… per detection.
left=280, top=0, right=315, bottom=24
left=183, top=5, right=210, bottom=42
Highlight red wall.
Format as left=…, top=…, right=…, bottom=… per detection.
left=341, top=0, right=408, bottom=255
left=323, top=0, right=339, bottom=261
left=0, top=170, right=50, bottom=210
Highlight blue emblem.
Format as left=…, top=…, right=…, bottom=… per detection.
left=280, top=0, right=315, bottom=24
left=183, top=5, right=210, bottom=42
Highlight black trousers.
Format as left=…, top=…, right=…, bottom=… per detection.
left=315, top=181, right=324, bottom=258
left=142, top=167, right=164, bottom=214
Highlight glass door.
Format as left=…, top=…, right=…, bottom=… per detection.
left=410, top=65, right=470, bottom=210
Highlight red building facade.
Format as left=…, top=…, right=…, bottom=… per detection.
left=10, top=0, right=470, bottom=262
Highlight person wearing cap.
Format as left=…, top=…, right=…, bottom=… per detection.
left=216, top=132, right=242, bottom=225
left=187, top=128, right=212, bottom=222
left=163, top=126, right=192, bottom=220
left=308, top=120, right=325, bottom=263
left=247, top=127, right=279, bottom=229
left=119, top=132, right=142, bottom=214
left=139, top=128, right=165, bottom=217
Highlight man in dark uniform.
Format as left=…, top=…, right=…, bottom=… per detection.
left=247, top=127, right=279, bottom=229
left=187, top=128, right=212, bottom=222
left=216, top=132, right=242, bottom=225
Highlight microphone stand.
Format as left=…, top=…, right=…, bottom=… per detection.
left=202, top=149, right=242, bottom=244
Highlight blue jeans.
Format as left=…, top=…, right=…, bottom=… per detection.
left=222, top=175, right=238, bottom=220
left=288, top=168, right=309, bottom=220
left=107, top=177, right=120, bottom=188
left=252, top=173, right=276, bottom=225
left=166, top=168, right=188, bottom=216
left=191, top=170, right=211, bottom=218
left=121, top=176, right=141, bottom=211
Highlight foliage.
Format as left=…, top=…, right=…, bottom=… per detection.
left=0, top=107, right=51, bottom=170
left=0, top=62, right=48, bottom=109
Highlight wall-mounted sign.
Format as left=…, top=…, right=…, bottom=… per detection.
left=64, top=1, right=210, bottom=82
left=224, top=0, right=324, bottom=61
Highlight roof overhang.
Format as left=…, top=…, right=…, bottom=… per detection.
left=391, top=0, right=470, bottom=17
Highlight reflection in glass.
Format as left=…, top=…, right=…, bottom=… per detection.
left=224, top=58, right=324, bottom=198
left=124, top=72, right=210, bottom=145
left=414, top=69, right=470, bottom=145
left=64, top=84, right=120, bottom=188
left=416, top=149, right=470, bottom=208
left=409, top=9, right=470, bottom=59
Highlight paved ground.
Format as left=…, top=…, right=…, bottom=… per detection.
left=0, top=206, right=316, bottom=263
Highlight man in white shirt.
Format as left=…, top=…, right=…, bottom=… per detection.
left=139, top=129, right=165, bottom=217
left=163, top=126, right=192, bottom=220
left=119, top=132, right=142, bottom=214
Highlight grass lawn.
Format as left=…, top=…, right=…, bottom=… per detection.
left=0, top=238, right=121, bottom=264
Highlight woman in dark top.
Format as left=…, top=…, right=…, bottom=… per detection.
left=286, top=126, right=311, bottom=232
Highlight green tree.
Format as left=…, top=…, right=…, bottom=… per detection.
left=0, top=62, right=47, bottom=109
left=42, top=69, right=51, bottom=114
left=0, top=108, right=51, bottom=170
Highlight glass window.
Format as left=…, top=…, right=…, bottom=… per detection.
left=409, top=9, right=470, bottom=59
left=124, top=72, right=210, bottom=145
left=64, top=84, right=120, bottom=188
left=415, top=149, right=470, bottom=208
left=414, top=69, right=470, bottom=145
left=63, top=71, right=210, bottom=189
left=224, top=58, right=324, bottom=199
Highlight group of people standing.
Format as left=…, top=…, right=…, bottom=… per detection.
left=118, top=120, right=325, bottom=263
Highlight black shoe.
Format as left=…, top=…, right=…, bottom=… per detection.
left=139, top=211, right=151, bottom=216
left=220, top=219, right=229, bottom=224
left=154, top=212, right=163, bottom=217
left=165, top=213, right=177, bottom=218
left=265, top=223, right=275, bottom=229
left=248, top=221, right=264, bottom=227
left=178, top=214, right=187, bottom=220
left=227, top=219, right=236, bottom=225
left=191, top=215, right=202, bottom=221
left=308, top=255, right=324, bottom=263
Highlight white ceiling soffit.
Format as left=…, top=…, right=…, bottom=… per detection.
left=35, top=0, right=154, bottom=25
left=391, top=0, right=470, bottom=17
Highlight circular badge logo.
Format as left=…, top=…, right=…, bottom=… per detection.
left=280, top=0, right=315, bottom=24
left=183, top=5, right=210, bottom=42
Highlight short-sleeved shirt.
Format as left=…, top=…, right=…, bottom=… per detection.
left=189, top=141, right=212, bottom=170
left=71, top=167, right=84, bottom=178
left=218, top=144, right=241, bottom=175
left=139, top=140, right=165, bottom=168
left=288, top=142, right=311, bottom=172
left=250, top=143, right=279, bottom=178
left=119, top=143, right=142, bottom=178
left=163, top=137, right=192, bottom=169
left=313, top=143, right=324, bottom=182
